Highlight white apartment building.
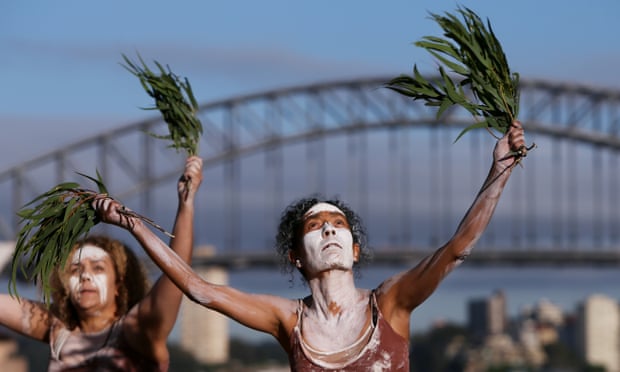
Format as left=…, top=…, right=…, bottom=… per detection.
left=576, top=294, right=620, bottom=372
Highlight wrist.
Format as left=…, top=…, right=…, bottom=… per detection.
left=127, top=218, right=145, bottom=235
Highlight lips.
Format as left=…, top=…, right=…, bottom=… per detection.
left=322, top=241, right=342, bottom=250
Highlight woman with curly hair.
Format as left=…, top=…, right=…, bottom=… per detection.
left=96, top=123, right=525, bottom=371
left=0, top=156, right=202, bottom=371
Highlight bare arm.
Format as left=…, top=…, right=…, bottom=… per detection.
left=0, top=294, right=53, bottom=342
left=93, top=196, right=297, bottom=344
left=378, top=122, right=527, bottom=333
left=125, top=156, right=203, bottom=350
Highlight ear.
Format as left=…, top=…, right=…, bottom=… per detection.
left=114, top=278, right=121, bottom=297
left=353, top=243, right=360, bottom=263
left=288, top=249, right=296, bottom=265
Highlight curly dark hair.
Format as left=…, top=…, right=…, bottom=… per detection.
left=49, top=235, right=150, bottom=330
left=275, top=195, right=370, bottom=280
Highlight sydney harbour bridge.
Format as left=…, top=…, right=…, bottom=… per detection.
left=1, top=76, right=620, bottom=269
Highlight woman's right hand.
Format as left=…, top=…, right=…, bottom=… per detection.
left=92, top=195, right=140, bottom=232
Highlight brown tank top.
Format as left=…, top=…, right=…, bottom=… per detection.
left=47, top=317, right=166, bottom=372
left=288, top=291, right=409, bottom=371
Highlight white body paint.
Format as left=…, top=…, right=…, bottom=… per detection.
left=302, top=222, right=354, bottom=273
left=69, top=245, right=110, bottom=305
left=71, top=245, right=109, bottom=265
left=302, top=203, right=355, bottom=273
left=300, top=203, right=371, bottom=356
left=302, top=290, right=371, bottom=353
left=303, top=202, right=344, bottom=218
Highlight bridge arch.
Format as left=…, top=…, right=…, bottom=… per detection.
left=1, top=77, right=619, bottom=264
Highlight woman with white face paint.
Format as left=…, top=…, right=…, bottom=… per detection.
left=0, top=156, right=203, bottom=371
left=95, top=123, right=526, bottom=371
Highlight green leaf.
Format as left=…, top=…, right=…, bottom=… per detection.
left=9, top=170, right=173, bottom=304
left=386, top=6, right=519, bottom=141
left=8, top=172, right=113, bottom=304
left=122, top=53, right=203, bottom=156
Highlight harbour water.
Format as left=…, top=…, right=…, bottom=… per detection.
left=2, top=265, right=618, bottom=343
left=226, top=265, right=619, bottom=342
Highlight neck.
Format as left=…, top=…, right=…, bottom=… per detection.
left=307, top=270, right=361, bottom=319
left=77, top=309, right=117, bottom=333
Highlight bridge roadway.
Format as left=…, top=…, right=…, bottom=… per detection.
left=191, top=247, right=620, bottom=270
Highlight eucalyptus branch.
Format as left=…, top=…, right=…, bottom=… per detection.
left=385, top=6, right=520, bottom=142
left=117, top=205, right=175, bottom=239
left=122, top=53, right=204, bottom=197
left=9, top=172, right=172, bottom=304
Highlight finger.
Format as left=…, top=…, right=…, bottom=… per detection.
left=92, top=196, right=109, bottom=210
left=186, top=158, right=202, bottom=172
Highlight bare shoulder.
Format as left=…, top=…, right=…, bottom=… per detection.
left=374, top=271, right=412, bottom=316
left=375, top=271, right=407, bottom=300
left=0, top=295, right=56, bottom=340
left=245, top=292, right=299, bottom=319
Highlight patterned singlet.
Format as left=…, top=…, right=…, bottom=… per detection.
left=47, top=317, right=166, bottom=372
left=288, top=291, right=410, bottom=371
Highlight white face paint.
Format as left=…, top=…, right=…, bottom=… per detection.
left=302, top=203, right=355, bottom=274
left=68, top=245, right=111, bottom=305
left=304, top=202, right=344, bottom=219
left=71, top=245, right=109, bottom=265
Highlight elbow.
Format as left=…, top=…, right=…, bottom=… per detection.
left=445, top=241, right=473, bottom=267
left=454, top=251, right=470, bottom=266
left=184, top=275, right=213, bottom=306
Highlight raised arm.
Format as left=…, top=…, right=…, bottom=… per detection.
left=125, top=156, right=203, bottom=349
left=93, top=193, right=298, bottom=346
left=0, top=294, right=53, bottom=342
left=378, top=122, right=526, bottom=330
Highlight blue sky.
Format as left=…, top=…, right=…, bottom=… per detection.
left=1, top=0, right=619, bottom=171
left=2, top=0, right=620, bottom=342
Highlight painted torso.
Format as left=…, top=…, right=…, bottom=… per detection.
left=288, top=291, right=409, bottom=371
left=47, top=317, right=166, bottom=372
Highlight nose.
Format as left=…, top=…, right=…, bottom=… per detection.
left=321, top=222, right=336, bottom=238
left=79, top=268, right=92, bottom=282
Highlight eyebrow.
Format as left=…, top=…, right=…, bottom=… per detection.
left=71, top=257, right=107, bottom=265
left=303, top=211, right=347, bottom=222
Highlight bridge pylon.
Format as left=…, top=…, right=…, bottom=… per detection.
left=180, top=246, right=230, bottom=365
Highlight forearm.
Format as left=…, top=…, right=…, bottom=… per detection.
left=168, top=155, right=202, bottom=264
left=129, top=219, right=200, bottom=299
left=148, top=199, right=195, bottom=323
left=169, top=202, right=194, bottom=263
left=390, top=124, right=525, bottom=312
left=396, top=160, right=513, bottom=309
left=448, top=159, right=514, bottom=256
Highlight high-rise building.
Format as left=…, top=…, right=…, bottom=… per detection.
left=468, top=289, right=507, bottom=341
left=576, top=294, right=620, bottom=372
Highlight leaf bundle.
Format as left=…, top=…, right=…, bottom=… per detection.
left=122, top=54, right=203, bottom=156
left=385, top=6, right=520, bottom=141
left=10, top=172, right=108, bottom=304
left=10, top=172, right=174, bottom=304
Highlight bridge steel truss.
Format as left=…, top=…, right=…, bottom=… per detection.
left=1, top=77, right=620, bottom=267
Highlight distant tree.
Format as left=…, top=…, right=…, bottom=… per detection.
left=168, top=343, right=214, bottom=371
left=410, top=323, right=469, bottom=372
left=487, top=365, right=535, bottom=372
left=228, top=338, right=288, bottom=366
left=543, top=341, right=584, bottom=370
